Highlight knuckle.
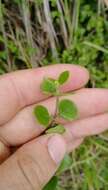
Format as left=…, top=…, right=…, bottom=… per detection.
left=7, top=73, right=32, bottom=108
left=8, top=75, right=25, bottom=107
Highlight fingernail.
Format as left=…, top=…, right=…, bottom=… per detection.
left=48, top=135, right=66, bottom=164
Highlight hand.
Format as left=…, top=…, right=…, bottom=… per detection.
left=0, top=64, right=108, bottom=190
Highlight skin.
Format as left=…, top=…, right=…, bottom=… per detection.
left=0, top=64, right=108, bottom=189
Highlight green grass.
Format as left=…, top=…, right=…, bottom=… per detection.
left=0, top=0, right=108, bottom=189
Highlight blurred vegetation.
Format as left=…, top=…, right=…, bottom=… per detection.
left=0, top=0, right=108, bottom=189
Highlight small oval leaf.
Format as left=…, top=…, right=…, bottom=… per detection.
left=34, top=105, right=50, bottom=127
left=46, top=124, right=66, bottom=134
left=58, top=71, right=69, bottom=85
left=43, top=176, right=58, bottom=190
left=58, top=99, right=78, bottom=121
left=41, top=78, right=57, bottom=94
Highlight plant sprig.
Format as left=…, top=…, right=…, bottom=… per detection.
left=33, top=70, right=79, bottom=190
left=33, top=70, right=78, bottom=134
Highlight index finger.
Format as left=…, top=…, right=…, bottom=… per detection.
left=0, top=64, right=89, bottom=125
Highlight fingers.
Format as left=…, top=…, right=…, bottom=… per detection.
left=0, top=134, right=66, bottom=190
left=1, top=88, right=108, bottom=146
left=0, top=64, right=89, bottom=125
left=0, top=113, right=108, bottom=166
left=67, top=138, right=84, bottom=153
left=63, top=113, right=108, bottom=152
left=65, top=113, right=108, bottom=140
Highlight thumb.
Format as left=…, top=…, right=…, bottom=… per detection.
left=0, top=134, right=66, bottom=190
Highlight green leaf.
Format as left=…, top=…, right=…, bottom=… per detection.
left=46, top=124, right=66, bottom=134
left=41, top=78, right=57, bottom=94
left=57, top=155, right=72, bottom=175
left=34, top=105, right=50, bottom=127
left=58, top=71, right=69, bottom=85
left=43, top=176, right=58, bottom=190
left=58, top=99, right=78, bottom=121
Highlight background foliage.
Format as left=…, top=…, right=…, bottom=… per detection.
left=0, top=0, right=108, bottom=189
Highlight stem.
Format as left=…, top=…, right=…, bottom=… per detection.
left=49, top=95, right=59, bottom=128
left=46, top=87, right=60, bottom=131
left=45, top=96, right=59, bottom=134
left=55, top=95, right=59, bottom=119
left=53, top=85, right=60, bottom=123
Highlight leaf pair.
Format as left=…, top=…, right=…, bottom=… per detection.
left=34, top=99, right=78, bottom=130
left=41, top=70, right=70, bottom=95
left=34, top=105, right=66, bottom=134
